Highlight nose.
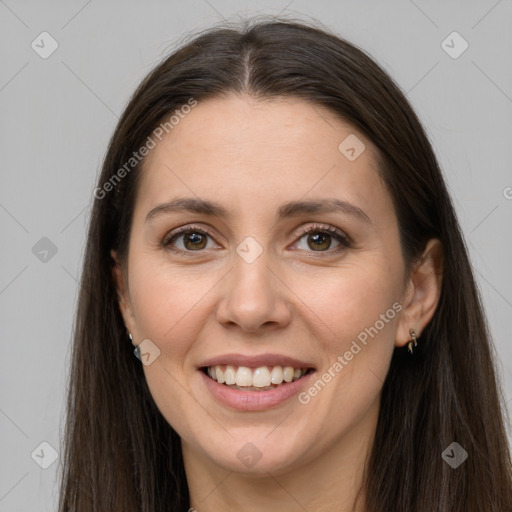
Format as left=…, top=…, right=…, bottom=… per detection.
left=215, top=249, right=292, bottom=333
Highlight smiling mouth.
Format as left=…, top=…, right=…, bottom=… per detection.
left=201, top=365, right=314, bottom=391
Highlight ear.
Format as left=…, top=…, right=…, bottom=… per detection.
left=395, top=238, right=443, bottom=348
left=110, top=249, right=137, bottom=341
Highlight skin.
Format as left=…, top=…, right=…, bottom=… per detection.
left=112, top=94, right=443, bottom=512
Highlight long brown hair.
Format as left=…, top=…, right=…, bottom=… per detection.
left=58, top=17, right=512, bottom=511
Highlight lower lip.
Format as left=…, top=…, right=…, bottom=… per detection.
left=199, top=369, right=316, bottom=411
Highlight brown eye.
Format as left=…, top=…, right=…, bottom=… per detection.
left=292, top=224, right=351, bottom=254
left=306, top=232, right=332, bottom=251
left=163, top=226, right=216, bottom=253
left=181, top=231, right=208, bottom=250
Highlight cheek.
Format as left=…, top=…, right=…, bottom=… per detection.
left=311, top=262, right=402, bottom=348
left=127, top=258, right=215, bottom=354
left=127, top=260, right=216, bottom=433
left=301, top=262, right=402, bottom=415
left=297, top=266, right=400, bottom=418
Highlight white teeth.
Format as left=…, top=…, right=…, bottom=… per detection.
left=205, top=365, right=309, bottom=388
left=270, top=366, right=283, bottom=384
left=215, top=366, right=225, bottom=384
left=235, top=367, right=253, bottom=386
left=224, top=365, right=236, bottom=385
left=283, top=367, right=294, bottom=383
left=252, top=367, right=271, bottom=387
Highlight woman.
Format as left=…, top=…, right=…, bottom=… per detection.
left=58, top=17, right=512, bottom=511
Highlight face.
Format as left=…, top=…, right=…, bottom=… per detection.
left=113, top=94, right=431, bottom=477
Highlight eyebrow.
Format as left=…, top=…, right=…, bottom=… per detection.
left=145, top=197, right=372, bottom=225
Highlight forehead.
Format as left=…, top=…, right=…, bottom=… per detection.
left=134, top=94, right=391, bottom=222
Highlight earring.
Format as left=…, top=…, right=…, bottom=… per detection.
left=130, top=332, right=142, bottom=360
left=407, top=329, right=418, bottom=354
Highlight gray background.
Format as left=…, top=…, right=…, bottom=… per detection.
left=1, top=0, right=511, bottom=510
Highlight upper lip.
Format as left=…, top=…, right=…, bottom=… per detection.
left=198, top=353, right=316, bottom=370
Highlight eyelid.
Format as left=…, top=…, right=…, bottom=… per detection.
left=162, top=222, right=351, bottom=255
left=292, top=222, right=351, bottom=245
left=162, top=223, right=221, bottom=246
left=288, top=223, right=352, bottom=256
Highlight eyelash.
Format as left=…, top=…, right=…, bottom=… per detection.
left=162, top=223, right=352, bottom=257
